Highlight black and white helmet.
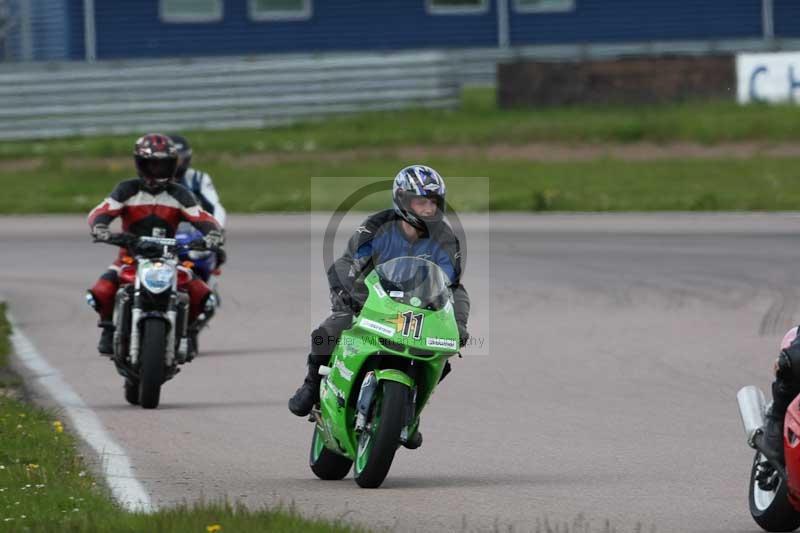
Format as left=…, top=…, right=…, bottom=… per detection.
left=392, top=165, right=447, bottom=231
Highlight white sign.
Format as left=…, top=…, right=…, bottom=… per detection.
left=737, top=52, right=800, bottom=104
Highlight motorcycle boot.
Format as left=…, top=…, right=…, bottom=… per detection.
left=402, top=430, right=423, bottom=450
left=186, top=330, right=199, bottom=362
left=757, top=351, right=800, bottom=465
left=98, top=323, right=114, bottom=355
left=185, top=293, right=216, bottom=362
left=756, top=407, right=785, bottom=466
left=289, top=358, right=322, bottom=417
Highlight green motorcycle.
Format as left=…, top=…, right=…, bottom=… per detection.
left=308, top=256, right=461, bottom=488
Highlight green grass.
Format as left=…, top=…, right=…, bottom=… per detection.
left=2, top=88, right=799, bottom=213
left=2, top=88, right=800, bottom=162
left=2, top=156, right=800, bottom=214
left=0, top=306, right=366, bottom=532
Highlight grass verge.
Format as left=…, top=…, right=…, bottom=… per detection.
left=2, top=89, right=800, bottom=161
left=2, top=156, right=800, bottom=214
left=2, top=88, right=800, bottom=213
left=0, top=303, right=365, bottom=532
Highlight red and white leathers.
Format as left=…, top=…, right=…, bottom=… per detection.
left=87, top=178, right=221, bottom=323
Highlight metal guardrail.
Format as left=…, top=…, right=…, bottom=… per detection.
left=4, top=38, right=800, bottom=140
left=0, top=52, right=459, bottom=140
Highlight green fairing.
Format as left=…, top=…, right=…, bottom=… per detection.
left=314, top=265, right=459, bottom=464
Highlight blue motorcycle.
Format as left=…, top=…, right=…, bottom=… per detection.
left=176, top=222, right=219, bottom=284
left=175, top=223, right=222, bottom=346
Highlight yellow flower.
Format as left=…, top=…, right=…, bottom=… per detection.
left=206, top=525, right=222, bottom=533
left=52, top=421, right=63, bottom=433
left=25, top=464, right=38, bottom=470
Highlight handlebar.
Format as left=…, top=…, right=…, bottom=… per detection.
left=94, top=232, right=137, bottom=248
left=94, top=232, right=216, bottom=255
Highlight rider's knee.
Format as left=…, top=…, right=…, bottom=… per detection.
left=310, top=325, right=336, bottom=359
left=310, top=313, right=353, bottom=359
left=88, top=275, right=118, bottom=319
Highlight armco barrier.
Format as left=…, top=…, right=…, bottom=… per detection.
left=0, top=52, right=459, bottom=140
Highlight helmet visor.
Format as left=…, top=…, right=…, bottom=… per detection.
left=136, top=157, right=177, bottom=180
left=399, top=191, right=444, bottom=223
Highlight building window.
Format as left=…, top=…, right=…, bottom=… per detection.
left=427, top=0, right=489, bottom=15
left=514, top=0, right=575, bottom=13
left=160, top=0, right=223, bottom=22
left=249, top=0, right=312, bottom=20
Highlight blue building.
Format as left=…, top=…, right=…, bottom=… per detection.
left=1, top=0, right=794, bottom=62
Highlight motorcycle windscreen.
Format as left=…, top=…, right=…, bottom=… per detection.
left=375, top=256, right=451, bottom=311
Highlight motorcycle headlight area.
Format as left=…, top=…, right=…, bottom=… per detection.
left=139, top=261, right=176, bottom=293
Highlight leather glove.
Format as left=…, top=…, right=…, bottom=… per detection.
left=457, top=321, right=470, bottom=348
left=215, top=247, right=227, bottom=267
left=203, top=229, right=224, bottom=249
left=92, top=223, right=111, bottom=242
left=331, top=288, right=358, bottom=312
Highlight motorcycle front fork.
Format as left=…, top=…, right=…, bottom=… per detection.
left=353, top=367, right=419, bottom=443
left=120, top=291, right=190, bottom=367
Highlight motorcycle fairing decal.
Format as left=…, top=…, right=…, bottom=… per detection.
left=372, top=282, right=387, bottom=298
left=426, top=337, right=457, bottom=349
left=334, top=360, right=353, bottom=382
left=383, top=313, right=404, bottom=332
left=359, top=318, right=395, bottom=337
left=384, top=311, right=424, bottom=339
left=322, top=379, right=346, bottom=408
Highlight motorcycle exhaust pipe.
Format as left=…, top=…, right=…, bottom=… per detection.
left=737, top=385, right=767, bottom=448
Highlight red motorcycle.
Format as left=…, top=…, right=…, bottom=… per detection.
left=737, top=330, right=800, bottom=531
left=90, top=233, right=210, bottom=409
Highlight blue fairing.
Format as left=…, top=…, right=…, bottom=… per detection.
left=175, top=224, right=217, bottom=282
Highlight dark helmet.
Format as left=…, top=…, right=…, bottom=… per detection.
left=392, top=165, right=447, bottom=231
left=133, top=133, right=177, bottom=193
left=169, top=134, right=192, bottom=179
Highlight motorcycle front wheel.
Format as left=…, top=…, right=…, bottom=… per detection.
left=138, top=318, right=167, bottom=409
left=749, top=451, right=800, bottom=531
left=354, top=380, right=407, bottom=489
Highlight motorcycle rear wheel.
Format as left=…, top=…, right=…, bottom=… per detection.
left=749, top=451, right=800, bottom=531
left=354, top=380, right=407, bottom=489
left=309, top=425, right=352, bottom=480
left=138, top=319, right=167, bottom=409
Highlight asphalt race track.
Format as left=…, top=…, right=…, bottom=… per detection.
left=1, top=213, right=796, bottom=532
